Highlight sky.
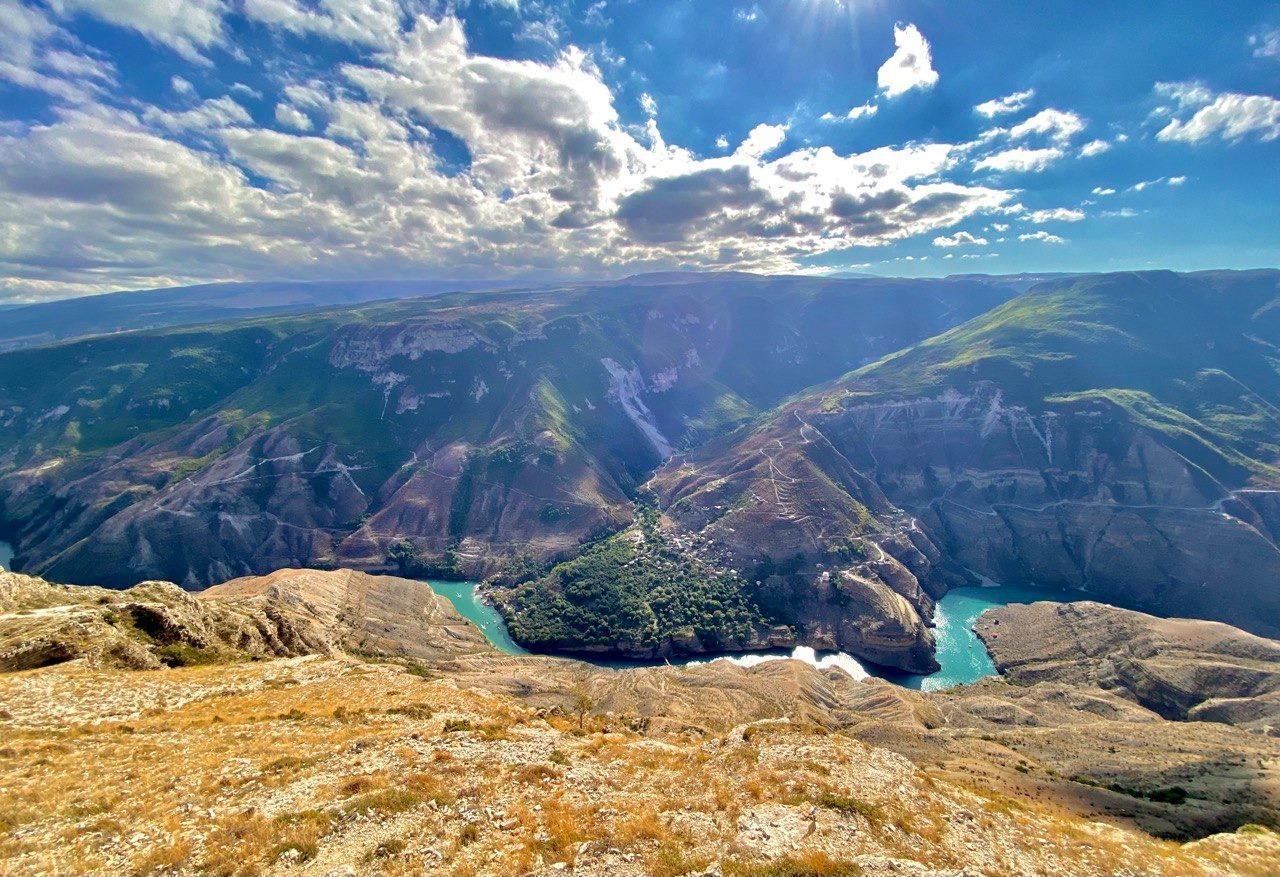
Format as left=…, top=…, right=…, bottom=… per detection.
left=0, top=0, right=1278, bottom=301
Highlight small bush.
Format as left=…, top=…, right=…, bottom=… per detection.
left=816, top=792, right=883, bottom=822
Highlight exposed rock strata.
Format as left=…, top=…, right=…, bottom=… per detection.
left=975, top=600, right=1280, bottom=730
left=0, top=568, right=488, bottom=672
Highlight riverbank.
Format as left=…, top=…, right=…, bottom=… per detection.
left=425, top=577, right=1074, bottom=690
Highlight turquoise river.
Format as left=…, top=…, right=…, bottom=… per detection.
left=425, top=575, right=1069, bottom=691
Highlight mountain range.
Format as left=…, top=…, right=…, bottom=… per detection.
left=3, top=269, right=1279, bottom=673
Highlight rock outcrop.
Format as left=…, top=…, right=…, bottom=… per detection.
left=0, top=568, right=489, bottom=672
left=975, top=601, right=1280, bottom=730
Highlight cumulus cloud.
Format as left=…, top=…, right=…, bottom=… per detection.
left=1026, top=207, right=1084, bottom=223
left=1019, top=230, right=1065, bottom=244
left=275, top=102, right=313, bottom=131
left=0, top=10, right=1019, bottom=299
left=1091, top=186, right=1116, bottom=196
left=46, top=0, right=228, bottom=63
left=1154, top=81, right=1280, bottom=143
left=933, top=231, right=988, bottom=247
left=1079, top=139, right=1110, bottom=157
left=735, top=123, right=787, bottom=158
left=974, top=89, right=1035, bottom=118
left=877, top=24, right=938, bottom=98
left=1007, top=108, right=1086, bottom=143
left=974, top=146, right=1064, bottom=173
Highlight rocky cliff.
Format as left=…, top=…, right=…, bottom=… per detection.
left=652, top=270, right=1280, bottom=648
left=975, top=600, right=1280, bottom=730
left=0, top=568, right=489, bottom=673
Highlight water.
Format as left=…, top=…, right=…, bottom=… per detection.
left=426, top=579, right=529, bottom=655
left=424, top=577, right=1069, bottom=689
left=884, top=582, right=1071, bottom=691
left=0, top=540, right=12, bottom=572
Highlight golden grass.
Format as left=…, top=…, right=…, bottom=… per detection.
left=0, top=659, right=1270, bottom=877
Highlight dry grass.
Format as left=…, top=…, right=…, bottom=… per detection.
left=0, top=658, right=1273, bottom=877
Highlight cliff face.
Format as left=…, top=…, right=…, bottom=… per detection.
left=0, top=275, right=1012, bottom=591
left=822, top=387, right=1280, bottom=637
left=653, top=270, right=1280, bottom=645
left=975, top=600, right=1280, bottom=729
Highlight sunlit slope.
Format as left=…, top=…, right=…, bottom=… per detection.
left=652, top=270, right=1280, bottom=637
left=0, top=274, right=1014, bottom=588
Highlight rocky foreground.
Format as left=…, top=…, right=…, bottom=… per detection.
left=1, top=569, right=1279, bottom=876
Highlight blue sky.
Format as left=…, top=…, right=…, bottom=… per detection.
left=0, top=0, right=1277, bottom=300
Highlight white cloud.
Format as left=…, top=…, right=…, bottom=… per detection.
left=1007, top=108, right=1085, bottom=143
left=1155, top=82, right=1280, bottom=143
left=1129, top=176, right=1186, bottom=192
left=877, top=23, right=938, bottom=98
left=0, top=3, right=115, bottom=102
left=735, top=123, right=787, bottom=158
left=933, top=231, right=988, bottom=247
left=846, top=101, right=878, bottom=121
left=1251, top=28, right=1280, bottom=60
left=275, top=102, right=313, bottom=131
left=1091, top=186, right=1116, bottom=196
left=1026, top=207, right=1084, bottom=223
left=46, top=0, right=228, bottom=63
left=1079, top=139, right=1110, bottom=157
left=714, top=134, right=729, bottom=150
left=974, top=89, right=1035, bottom=118
left=241, top=0, right=406, bottom=51
left=639, top=92, right=658, bottom=118
left=1019, top=230, right=1065, bottom=244
left=171, top=75, right=195, bottom=96
left=0, top=11, right=1020, bottom=299
left=143, top=96, right=251, bottom=133
left=974, top=146, right=1064, bottom=173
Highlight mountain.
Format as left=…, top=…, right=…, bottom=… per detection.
left=0, top=274, right=1015, bottom=614
left=6, top=268, right=1280, bottom=674
left=649, top=269, right=1280, bottom=652
left=0, top=278, right=544, bottom=352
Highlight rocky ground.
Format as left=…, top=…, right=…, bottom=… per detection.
left=1, top=569, right=1278, bottom=876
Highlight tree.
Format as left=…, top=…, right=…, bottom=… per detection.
left=570, top=686, right=595, bottom=730
left=387, top=540, right=418, bottom=575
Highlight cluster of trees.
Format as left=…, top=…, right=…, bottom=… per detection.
left=498, top=501, right=781, bottom=655
left=386, top=540, right=465, bottom=580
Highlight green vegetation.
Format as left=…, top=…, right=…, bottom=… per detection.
left=840, top=271, right=1280, bottom=483
left=153, top=643, right=230, bottom=668
left=386, top=540, right=464, bottom=580
left=498, top=497, right=783, bottom=654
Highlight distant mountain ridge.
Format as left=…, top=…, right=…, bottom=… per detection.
left=0, top=278, right=547, bottom=352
